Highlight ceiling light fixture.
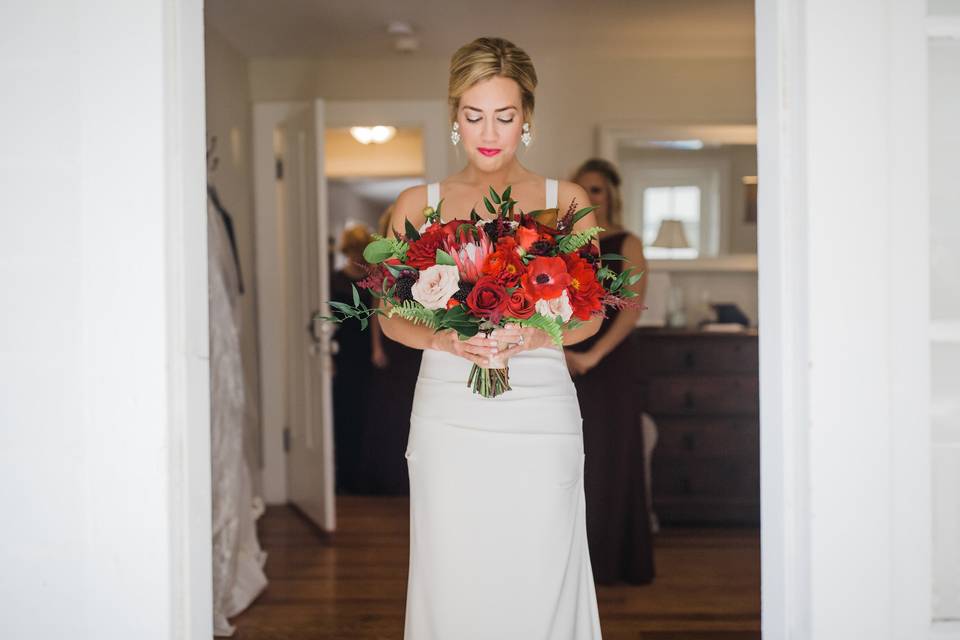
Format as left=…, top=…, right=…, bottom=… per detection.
left=349, top=125, right=397, bottom=145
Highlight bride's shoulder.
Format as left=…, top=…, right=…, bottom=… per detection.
left=555, top=179, right=593, bottom=215
left=395, top=183, right=428, bottom=209
left=391, top=184, right=430, bottom=226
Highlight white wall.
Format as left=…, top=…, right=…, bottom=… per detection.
left=0, top=2, right=210, bottom=638
left=248, top=55, right=757, bottom=181
left=205, top=24, right=263, bottom=484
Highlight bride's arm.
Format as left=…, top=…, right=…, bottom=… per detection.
left=558, top=181, right=603, bottom=346
left=495, top=181, right=604, bottom=355
left=376, top=186, right=500, bottom=367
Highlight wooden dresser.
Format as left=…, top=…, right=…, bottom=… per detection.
left=633, top=328, right=760, bottom=525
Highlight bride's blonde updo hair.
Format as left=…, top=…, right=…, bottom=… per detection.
left=448, top=37, right=538, bottom=126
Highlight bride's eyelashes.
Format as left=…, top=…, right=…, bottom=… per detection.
left=465, top=116, right=515, bottom=124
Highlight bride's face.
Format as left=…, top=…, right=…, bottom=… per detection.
left=455, top=76, right=525, bottom=170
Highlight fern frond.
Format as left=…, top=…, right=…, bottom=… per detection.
left=387, top=301, right=438, bottom=329
left=515, top=312, right=564, bottom=347
left=558, top=226, right=603, bottom=253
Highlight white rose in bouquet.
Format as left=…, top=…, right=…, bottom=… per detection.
left=535, top=289, right=574, bottom=323
left=411, top=264, right=461, bottom=310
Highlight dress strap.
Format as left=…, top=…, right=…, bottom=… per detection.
left=427, top=182, right=440, bottom=209
left=545, top=177, right=558, bottom=209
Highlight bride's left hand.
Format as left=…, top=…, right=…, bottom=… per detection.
left=489, top=324, right=554, bottom=361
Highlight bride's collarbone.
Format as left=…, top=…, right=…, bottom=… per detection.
left=438, top=179, right=551, bottom=215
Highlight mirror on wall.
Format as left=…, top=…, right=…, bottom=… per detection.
left=598, top=124, right=758, bottom=265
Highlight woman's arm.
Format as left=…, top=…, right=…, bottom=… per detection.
left=567, top=232, right=647, bottom=374
left=376, top=185, right=500, bottom=367
left=562, top=181, right=604, bottom=345
left=495, top=181, right=604, bottom=356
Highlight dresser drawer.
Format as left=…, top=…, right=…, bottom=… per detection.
left=635, top=335, right=758, bottom=374
left=652, top=454, right=760, bottom=502
left=648, top=376, right=759, bottom=414
left=654, top=417, right=759, bottom=457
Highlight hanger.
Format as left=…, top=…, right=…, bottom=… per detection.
left=206, top=135, right=245, bottom=294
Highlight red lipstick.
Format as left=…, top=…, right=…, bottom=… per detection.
left=478, top=147, right=501, bottom=157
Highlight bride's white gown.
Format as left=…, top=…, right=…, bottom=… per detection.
left=403, top=178, right=603, bottom=639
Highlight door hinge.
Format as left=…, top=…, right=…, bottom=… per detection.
left=275, top=157, right=284, bottom=180
left=283, top=426, right=291, bottom=452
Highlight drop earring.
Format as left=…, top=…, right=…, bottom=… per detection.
left=450, top=121, right=460, bottom=146
left=521, top=122, right=532, bottom=147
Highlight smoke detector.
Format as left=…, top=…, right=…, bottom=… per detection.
left=387, top=21, right=419, bottom=53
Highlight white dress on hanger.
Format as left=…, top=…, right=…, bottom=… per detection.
left=208, top=200, right=269, bottom=636
left=403, top=178, right=603, bottom=639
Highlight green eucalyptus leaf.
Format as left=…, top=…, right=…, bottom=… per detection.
left=599, top=253, right=626, bottom=261
left=435, top=248, right=456, bottom=266
left=488, top=186, right=501, bottom=204
left=362, top=238, right=395, bottom=263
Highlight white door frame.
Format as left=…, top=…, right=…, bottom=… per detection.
left=252, top=99, right=450, bottom=503
left=756, top=0, right=933, bottom=638
left=161, top=1, right=941, bottom=637
left=165, top=0, right=212, bottom=637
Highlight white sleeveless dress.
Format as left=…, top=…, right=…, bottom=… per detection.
left=403, top=178, right=603, bottom=639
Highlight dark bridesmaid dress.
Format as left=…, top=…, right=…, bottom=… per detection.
left=358, top=337, right=421, bottom=495
left=330, top=269, right=373, bottom=494
left=567, top=230, right=655, bottom=585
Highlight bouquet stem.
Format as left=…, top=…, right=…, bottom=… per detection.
left=467, top=362, right=511, bottom=398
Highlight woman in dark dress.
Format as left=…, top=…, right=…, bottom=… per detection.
left=354, top=205, right=422, bottom=495
left=329, top=225, right=376, bottom=495
left=566, top=158, right=655, bottom=585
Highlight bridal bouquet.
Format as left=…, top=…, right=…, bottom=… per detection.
left=321, top=185, right=643, bottom=398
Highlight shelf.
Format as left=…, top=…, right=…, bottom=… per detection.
left=647, top=254, right=758, bottom=273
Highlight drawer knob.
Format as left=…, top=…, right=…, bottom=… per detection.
left=680, top=477, right=692, bottom=494
left=682, top=433, right=696, bottom=450
left=683, top=351, right=696, bottom=368
left=683, top=391, right=695, bottom=409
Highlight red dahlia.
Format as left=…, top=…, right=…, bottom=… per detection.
left=562, top=252, right=604, bottom=320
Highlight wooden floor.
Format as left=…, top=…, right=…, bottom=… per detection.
left=230, top=497, right=760, bottom=640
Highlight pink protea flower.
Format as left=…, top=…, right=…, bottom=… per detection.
left=445, top=231, right=493, bottom=284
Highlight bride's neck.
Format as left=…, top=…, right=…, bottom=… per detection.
left=460, top=158, right=530, bottom=191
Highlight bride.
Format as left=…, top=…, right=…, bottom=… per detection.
left=380, top=36, right=605, bottom=639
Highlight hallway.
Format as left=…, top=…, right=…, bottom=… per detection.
left=230, top=497, right=760, bottom=639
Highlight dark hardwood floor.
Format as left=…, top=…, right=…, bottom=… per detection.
left=228, top=497, right=760, bottom=639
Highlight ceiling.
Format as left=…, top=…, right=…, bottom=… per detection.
left=205, top=0, right=755, bottom=60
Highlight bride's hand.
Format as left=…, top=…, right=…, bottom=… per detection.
left=489, top=324, right=554, bottom=360
left=430, top=329, right=500, bottom=367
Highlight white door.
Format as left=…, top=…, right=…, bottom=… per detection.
left=278, top=100, right=336, bottom=531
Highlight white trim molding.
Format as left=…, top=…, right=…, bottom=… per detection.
left=164, top=0, right=212, bottom=637
left=757, top=0, right=932, bottom=638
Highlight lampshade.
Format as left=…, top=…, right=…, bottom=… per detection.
left=652, top=219, right=690, bottom=249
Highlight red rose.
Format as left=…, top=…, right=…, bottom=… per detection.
left=520, top=256, right=571, bottom=301
left=515, top=225, right=539, bottom=251
left=465, top=276, right=509, bottom=323
left=505, top=289, right=536, bottom=319
left=562, top=253, right=604, bottom=320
